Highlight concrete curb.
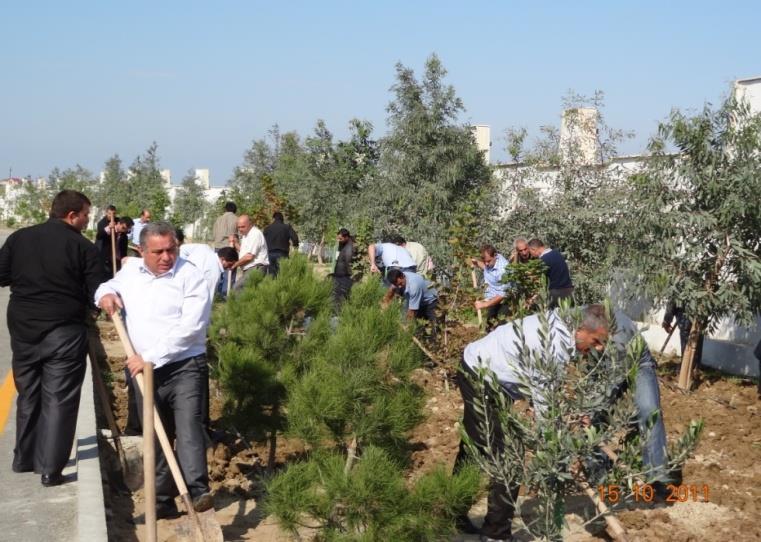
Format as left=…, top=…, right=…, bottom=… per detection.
left=76, top=357, right=109, bottom=541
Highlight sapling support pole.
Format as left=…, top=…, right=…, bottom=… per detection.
left=110, top=220, right=117, bottom=276
left=576, top=470, right=629, bottom=542
left=678, top=322, right=701, bottom=391
left=471, top=270, right=483, bottom=326
left=659, top=325, right=677, bottom=356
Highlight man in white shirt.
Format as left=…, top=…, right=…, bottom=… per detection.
left=368, top=239, right=416, bottom=286
left=174, top=228, right=238, bottom=301
left=95, top=221, right=213, bottom=519
left=231, top=214, right=269, bottom=291
left=454, top=306, right=670, bottom=540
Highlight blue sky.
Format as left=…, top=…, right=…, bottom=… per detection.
left=1, top=1, right=758, bottom=185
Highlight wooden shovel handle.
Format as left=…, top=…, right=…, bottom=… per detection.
left=470, top=269, right=483, bottom=325
left=111, top=312, right=192, bottom=498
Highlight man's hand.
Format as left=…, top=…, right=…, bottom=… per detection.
left=580, top=414, right=592, bottom=428
left=370, top=263, right=380, bottom=274
left=474, top=299, right=487, bottom=310
left=126, top=353, right=146, bottom=377
left=98, top=293, right=123, bottom=315
left=662, top=322, right=674, bottom=333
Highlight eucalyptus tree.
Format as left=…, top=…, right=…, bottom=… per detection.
left=627, top=97, right=761, bottom=389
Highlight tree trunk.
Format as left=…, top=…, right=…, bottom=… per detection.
left=317, top=234, right=325, bottom=265
left=267, top=429, right=277, bottom=474
left=678, top=320, right=703, bottom=391
left=344, top=436, right=358, bottom=475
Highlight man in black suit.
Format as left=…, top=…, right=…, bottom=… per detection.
left=0, top=190, right=106, bottom=486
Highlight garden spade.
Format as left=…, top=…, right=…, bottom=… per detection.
left=111, top=312, right=223, bottom=542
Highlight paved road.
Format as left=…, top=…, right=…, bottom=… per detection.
left=0, top=230, right=79, bottom=541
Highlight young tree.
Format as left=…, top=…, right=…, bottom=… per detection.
left=172, top=169, right=209, bottom=232
left=125, top=142, right=170, bottom=219
left=628, top=97, right=761, bottom=389
left=95, top=154, right=129, bottom=212
left=463, top=306, right=702, bottom=540
left=365, top=53, right=492, bottom=273
left=227, top=126, right=279, bottom=215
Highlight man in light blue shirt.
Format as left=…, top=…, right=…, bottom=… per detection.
left=130, top=208, right=151, bottom=247
left=383, top=268, right=438, bottom=324
left=471, top=244, right=511, bottom=329
left=368, top=240, right=416, bottom=285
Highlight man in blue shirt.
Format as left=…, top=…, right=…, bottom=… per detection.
left=130, top=208, right=151, bottom=248
left=383, top=268, right=438, bottom=324
left=471, top=244, right=511, bottom=329
left=368, top=240, right=416, bottom=286
left=528, top=238, right=574, bottom=308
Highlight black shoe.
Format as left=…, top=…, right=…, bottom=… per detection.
left=155, top=502, right=181, bottom=520
left=41, top=473, right=64, bottom=487
left=455, top=516, right=480, bottom=535
left=192, top=492, right=214, bottom=513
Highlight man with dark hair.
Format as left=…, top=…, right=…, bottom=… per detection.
left=105, top=216, right=134, bottom=273
left=382, top=268, right=438, bottom=325
left=263, top=211, right=299, bottom=276
left=454, top=305, right=671, bottom=539
left=527, top=238, right=574, bottom=308
left=331, top=228, right=355, bottom=308
left=0, top=190, right=105, bottom=487
left=95, top=204, right=118, bottom=276
left=96, top=221, right=213, bottom=518
left=471, top=244, right=511, bottom=329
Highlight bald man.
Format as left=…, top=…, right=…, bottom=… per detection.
left=230, top=214, right=269, bottom=290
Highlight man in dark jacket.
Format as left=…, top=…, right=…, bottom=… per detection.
left=263, top=211, right=299, bottom=276
left=662, top=300, right=703, bottom=366
left=528, top=238, right=574, bottom=308
left=95, top=205, right=118, bottom=277
left=331, top=228, right=355, bottom=308
left=0, top=190, right=106, bottom=487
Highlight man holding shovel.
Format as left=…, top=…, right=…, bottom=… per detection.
left=95, top=221, right=213, bottom=519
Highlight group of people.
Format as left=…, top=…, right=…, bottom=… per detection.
left=3, top=190, right=757, bottom=540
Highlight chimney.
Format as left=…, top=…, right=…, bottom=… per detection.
left=559, top=108, right=599, bottom=165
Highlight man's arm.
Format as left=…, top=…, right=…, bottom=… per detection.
left=83, top=242, right=107, bottom=305
left=233, top=252, right=253, bottom=269
left=289, top=225, right=299, bottom=248
left=381, top=285, right=396, bottom=307
left=0, top=236, right=12, bottom=286
left=475, top=295, right=504, bottom=311
left=369, top=243, right=380, bottom=273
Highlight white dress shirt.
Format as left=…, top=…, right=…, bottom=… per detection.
left=94, top=257, right=211, bottom=368
left=180, top=243, right=223, bottom=300
left=239, top=227, right=269, bottom=270
left=463, top=311, right=573, bottom=416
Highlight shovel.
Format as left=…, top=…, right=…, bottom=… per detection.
left=111, top=312, right=223, bottom=542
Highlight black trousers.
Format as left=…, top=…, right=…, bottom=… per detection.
left=136, top=355, right=210, bottom=504
left=548, top=287, right=574, bottom=309
left=332, top=275, right=353, bottom=309
left=453, top=360, right=522, bottom=540
left=267, top=251, right=288, bottom=276
left=11, top=324, right=88, bottom=475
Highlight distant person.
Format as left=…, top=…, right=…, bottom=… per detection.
left=527, top=238, right=573, bottom=308
left=754, top=339, right=761, bottom=399
left=212, top=202, right=238, bottom=250
left=383, top=268, right=438, bottom=326
left=212, top=202, right=239, bottom=296
left=470, top=244, right=511, bottom=329
left=263, top=211, right=299, bottom=276
left=511, top=236, right=531, bottom=264
left=368, top=240, right=416, bottom=285
left=331, top=228, right=355, bottom=308
left=0, top=190, right=105, bottom=487
left=392, top=236, right=433, bottom=278
left=106, top=217, right=133, bottom=273
left=230, top=214, right=269, bottom=290
left=130, top=208, right=151, bottom=248
left=95, top=204, right=118, bottom=275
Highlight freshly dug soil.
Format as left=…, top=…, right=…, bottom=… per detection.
left=94, top=319, right=761, bottom=541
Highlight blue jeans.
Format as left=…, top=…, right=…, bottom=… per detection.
left=634, top=351, right=670, bottom=481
